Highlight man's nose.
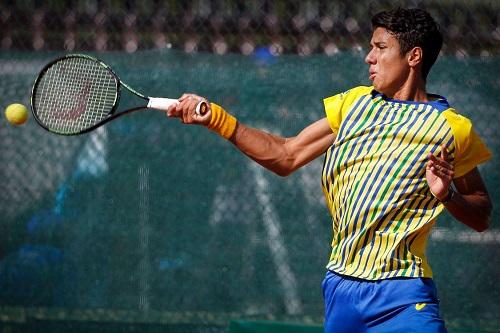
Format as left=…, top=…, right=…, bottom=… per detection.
left=365, top=50, right=375, bottom=64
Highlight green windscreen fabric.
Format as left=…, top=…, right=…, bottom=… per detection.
left=0, top=50, right=499, bottom=332
left=230, top=320, right=322, bottom=333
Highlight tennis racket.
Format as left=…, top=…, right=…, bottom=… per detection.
left=30, top=54, right=207, bottom=135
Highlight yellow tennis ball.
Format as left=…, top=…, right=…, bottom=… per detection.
left=5, top=103, right=29, bottom=125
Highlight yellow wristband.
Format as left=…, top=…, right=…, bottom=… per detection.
left=207, top=103, right=238, bottom=140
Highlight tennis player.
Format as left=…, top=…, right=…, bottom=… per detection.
left=167, top=8, right=492, bottom=333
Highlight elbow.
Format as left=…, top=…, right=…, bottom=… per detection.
left=256, top=163, right=294, bottom=177
left=274, top=160, right=303, bottom=177
left=474, top=204, right=492, bottom=233
left=273, top=167, right=294, bottom=177
left=269, top=155, right=298, bottom=177
left=474, top=220, right=490, bottom=232
left=477, top=216, right=492, bottom=233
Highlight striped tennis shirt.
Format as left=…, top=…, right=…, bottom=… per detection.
left=322, top=86, right=491, bottom=280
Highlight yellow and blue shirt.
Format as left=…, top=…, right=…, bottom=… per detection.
left=322, top=86, right=491, bottom=280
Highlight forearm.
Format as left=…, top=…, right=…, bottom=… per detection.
left=228, top=116, right=336, bottom=176
left=229, top=123, right=296, bottom=176
left=444, top=190, right=492, bottom=232
left=167, top=98, right=335, bottom=176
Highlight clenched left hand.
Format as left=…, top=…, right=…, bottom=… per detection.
left=426, top=144, right=454, bottom=201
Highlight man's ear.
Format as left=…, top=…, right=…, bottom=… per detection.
left=407, top=47, right=423, bottom=68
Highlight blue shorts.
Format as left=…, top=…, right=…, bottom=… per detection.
left=322, top=270, right=447, bottom=333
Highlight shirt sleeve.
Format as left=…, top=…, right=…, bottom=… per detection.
left=323, top=86, right=373, bottom=133
left=442, top=109, right=492, bottom=178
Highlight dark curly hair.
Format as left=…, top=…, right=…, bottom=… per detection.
left=371, top=8, right=443, bottom=80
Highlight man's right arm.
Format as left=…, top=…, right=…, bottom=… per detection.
left=229, top=118, right=335, bottom=176
left=166, top=94, right=336, bottom=177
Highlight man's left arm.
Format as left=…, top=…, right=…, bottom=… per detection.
left=445, top=168, right=492, bottom=232
left=427, top=147, right=492, bottom=232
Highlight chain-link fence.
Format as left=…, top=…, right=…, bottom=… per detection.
left=2, top=0, right=500, bottom=56
left=1, top=1, right=499, bottom=333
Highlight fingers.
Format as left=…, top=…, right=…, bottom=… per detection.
left=427, top=146, right=454, bottom=180
left=440, top=144, right=448, bottom=161
left=180, top=97, right=199, bottom=124
left=427, top=161, right=454, bottom=181
left=178, top=93, right=206, bottom=103
left=166, top=93, right=211, bottom=125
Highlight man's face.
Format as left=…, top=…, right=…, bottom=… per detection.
left=365, top=27, right=410, bottom=96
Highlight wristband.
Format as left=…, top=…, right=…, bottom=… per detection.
left=436, top=188, right=456, bottom=204
left=207, top=103, right=238, bottom=140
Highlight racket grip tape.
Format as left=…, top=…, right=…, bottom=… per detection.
left=148, top=97, right=208, bottom=116
left=147, top=97, right=179, bottom=111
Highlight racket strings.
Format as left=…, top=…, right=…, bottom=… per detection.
left=33, top=57, right=118, bottom=134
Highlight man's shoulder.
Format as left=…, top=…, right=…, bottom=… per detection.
left=324, top=86, right=373, bottom=104
left=342, top=86, right=374, bottom=99
left=323, top=86, right=374, bottom=132
left=441, top=107, right=472, bottom=129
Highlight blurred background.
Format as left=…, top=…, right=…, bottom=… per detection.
left=2, top=0, right=500, bottom=56
left=0, top=1, right=499, bottom=332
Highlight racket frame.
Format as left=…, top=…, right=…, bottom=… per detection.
left=31, top=53, right=150, bottom=135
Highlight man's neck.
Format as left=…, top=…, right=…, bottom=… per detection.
left=390, top=71, right=428, bottom=102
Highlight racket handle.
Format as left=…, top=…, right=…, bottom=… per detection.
left=147, top=97, right=179, bottom=111
left=195, top=101, right=209, bottom=116
left=148, top=97, right=209, bottom=116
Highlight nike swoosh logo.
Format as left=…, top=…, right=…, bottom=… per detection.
left=415, top=303, right=427, bottom=311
